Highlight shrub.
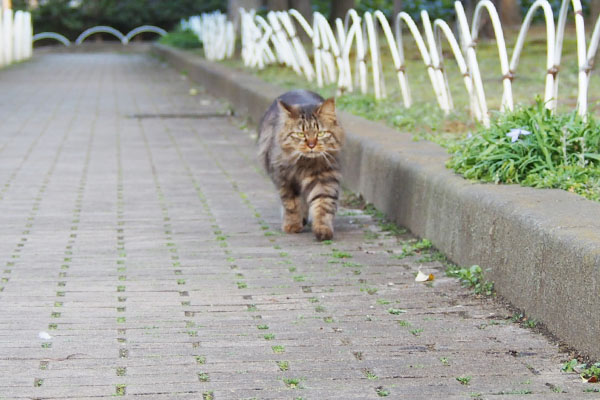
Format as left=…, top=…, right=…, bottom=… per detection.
left=159, top=28, right=202, bottom=49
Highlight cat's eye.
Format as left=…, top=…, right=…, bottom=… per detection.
left=294, top=132, right=305, bottom=138
left=317, top=131, right=328, bottom=137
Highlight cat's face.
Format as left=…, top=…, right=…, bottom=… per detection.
left=278, top=98, right=343, bottom=160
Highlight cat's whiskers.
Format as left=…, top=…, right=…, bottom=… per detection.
left=319, top=152, right=334, bottom=168
left=322, top=151, right=338, bottom=167
left=290, top=150, right=305, bottom=163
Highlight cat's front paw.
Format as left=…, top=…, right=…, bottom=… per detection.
left=283, top=222, right=304, bottom=233
left=313, top=224, right=333, bottom=241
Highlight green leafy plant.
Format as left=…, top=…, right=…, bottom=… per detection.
left=448, top=100, right=600, bottom=202
left=446, top=265, right=494, bottom=296
left=562, top=359, right=600, bottom=382
left=581, top=363, right=600, bottom=381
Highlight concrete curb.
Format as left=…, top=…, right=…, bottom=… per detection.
left=152, top=44, right=600, bottom=359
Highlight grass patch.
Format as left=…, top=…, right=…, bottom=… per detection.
left=283, top=377, right=302, bottom=389
left=115, top=384, right=126, bottom=396
left=342, top=261, right=362, bottom=268
left=360, top=286, right=378, bottom=295
left=197, top=372, right=210, bottom=382
left=447, top=100, right=600, bottom=202
left=272, top=345, right=285, bottom=354
left=392, top=239, right=433, bottom=259
left=511, top=313, right=538, bottom=328
left=410, top=328, right=424, bottom=336
left=277, top=360, right=290, bottom=371
left=388, top=308, right=406, bottom=315
left=493, top=389, right=532, bottom=395
left=195, top=355, right=207, bottom=364
left=417, top=250, right=447, bottom=263
left=331, top=250, right=352, bottom=259
left=363, top=369, right=378, bottom=380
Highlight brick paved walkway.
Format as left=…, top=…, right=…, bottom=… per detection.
left=0, top=53, right=594, bottom=399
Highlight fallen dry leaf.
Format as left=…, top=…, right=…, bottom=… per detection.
left=415, top=270, right=434, bottom=282
left=581, top=375, right=598, bottom=383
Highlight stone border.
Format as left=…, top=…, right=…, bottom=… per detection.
left=152, top=43, right=600, bottom=359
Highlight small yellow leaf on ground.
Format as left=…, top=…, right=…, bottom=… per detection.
left=415, top=271, right=434, bottom=282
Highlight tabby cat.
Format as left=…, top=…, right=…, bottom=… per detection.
left=258, top=90, right=344, bottom=241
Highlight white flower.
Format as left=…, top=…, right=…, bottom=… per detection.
left=506, top=128, right=531, bottom=143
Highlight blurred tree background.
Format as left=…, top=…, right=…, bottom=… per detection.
left=18, top=0, right=596, bottom=39
left=27, top=0, right=226, bottom=39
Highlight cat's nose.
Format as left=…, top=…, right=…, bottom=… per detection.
left=307, top=139, right=317, bottom=148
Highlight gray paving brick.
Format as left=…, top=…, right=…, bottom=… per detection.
left=0, top=52, right=596, bottom=399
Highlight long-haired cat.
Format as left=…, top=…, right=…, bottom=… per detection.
left=258, top=90, right=344, bottom=241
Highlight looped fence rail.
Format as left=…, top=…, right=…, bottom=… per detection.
left=33, top=25, right=167, bottom=46
left=225, top=0, right=600, bottom=126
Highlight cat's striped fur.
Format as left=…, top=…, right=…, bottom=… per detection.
left=258, top=90, right=344, bottom=241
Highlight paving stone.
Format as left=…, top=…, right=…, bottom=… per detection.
left=0, top=52, right=596, bottom=399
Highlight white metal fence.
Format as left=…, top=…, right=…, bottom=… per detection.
left=181, top=11, right=235, bottom=61
left=231, top=0, right=600, bottom=126
left=0, top=8, right=33, bottom=68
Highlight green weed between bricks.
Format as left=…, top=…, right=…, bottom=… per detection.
left=447, top=100, right=600, bottom=202
left=446, top=265, right=494, bottom=296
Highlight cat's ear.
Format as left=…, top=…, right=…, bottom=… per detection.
left=277, top=100, right=297, bottom=117
left=316, top=97, right=336, bottom=117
